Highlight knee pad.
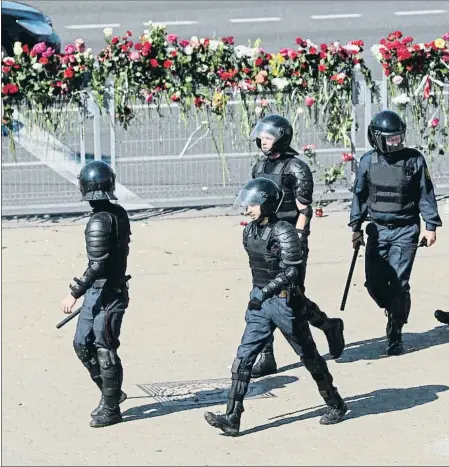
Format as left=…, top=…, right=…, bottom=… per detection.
left=97, top=348, right=120, bottom=370
left=73, top=342, right=96, bottom=363
left=231, top=357, right=251, bottom=383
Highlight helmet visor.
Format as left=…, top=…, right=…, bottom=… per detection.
left=385, top=133, right=405, bottom=147
left=232, top=187, right=269, bottom=211
left=250, top=121, right=284, bottom=143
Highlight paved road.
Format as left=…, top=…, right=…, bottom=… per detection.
left=28, top=0, right=449, bottom=79
left=3, top=1, right=449, bottom=214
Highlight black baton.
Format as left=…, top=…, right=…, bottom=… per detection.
left=56, top=307, right=82, bottom=329
left=340, top=244, right=361, bottom=312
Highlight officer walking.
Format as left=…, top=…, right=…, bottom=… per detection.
left=435, top=310, right=449, bottom=325
left=60, top=160, right=131, bottom=428
left=249, top=114, right=345, bottom=378
left=349, top=110, right=442, bottom=355
left=204, top=178, right=347, bottom=436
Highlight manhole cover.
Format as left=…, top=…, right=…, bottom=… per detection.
left=137, top=377, right=276, bottom=407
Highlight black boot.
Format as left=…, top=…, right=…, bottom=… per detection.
left=319, top=388, right=348, bottom=425
left=435, top=310, right=449, bottom=325
left=204, top=399, right=244, bottom=437
left=205, top=357, right=250, bottom=436
left=302, top=355, right=347, bottom=425
left=306, top=300, right=345, bottom=358
left=251, top=341, right=277, bottom=378
left=91, top=391, right=128, bottom=418
left=385, top=315, right=404, bottom=356
left=90, top=349, right=123, bottom=428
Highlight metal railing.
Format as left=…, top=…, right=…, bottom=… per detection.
left=2, top=76, right=449, bottom=216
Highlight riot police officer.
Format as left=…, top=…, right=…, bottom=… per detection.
left=204, top=178, right=347, bottom=436
left=435, top=310, right=449, bottom=325
left=60, top=160, right=131, bottom=428
left=349, top=110, right=442, bottom=355
left=249, top=114, right=345, bottom=378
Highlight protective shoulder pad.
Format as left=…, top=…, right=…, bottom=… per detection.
left=286, top=157, right=314, bottom=204
left=273, top=221, right=303, bottom=265
left=85, top=212, right=113, bottom=261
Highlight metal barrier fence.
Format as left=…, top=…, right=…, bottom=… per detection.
left=2, top=76, right=449, bottom=216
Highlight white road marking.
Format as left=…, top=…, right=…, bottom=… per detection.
left=311, top=13, right=362, bottom=19
left=229, top=17, right=281, bottom=23
left=144, top=20, right=198, bottom=26
left=394, top=9, right=446, bottom=16
left=65, top=23, right=120, bottom=29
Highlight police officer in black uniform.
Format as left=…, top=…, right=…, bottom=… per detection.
left=249, top=114, right=345, bottom=378
left=349, top=110, right=442, bottom=355
left=435, top=310, right=449, bottom=325
left=60, top=160, right=131, bottom=428
left=204, top=178, right=347, bottom=436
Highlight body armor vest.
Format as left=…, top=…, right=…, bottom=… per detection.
left=245, top=223, right=282, bottom=288
left=367, top=152, right=416, bottom=215
left=254, top=157, right=298, bottom=224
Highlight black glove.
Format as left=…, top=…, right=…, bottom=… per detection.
left=248, top=298, right=263, bottom=310
left=352, top=230, right=365, bottom=249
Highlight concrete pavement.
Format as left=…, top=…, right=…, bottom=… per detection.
left=1, top=204, right=449, bottom=465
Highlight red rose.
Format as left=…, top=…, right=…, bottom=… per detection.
left=318, top=64, right=327, bottom=72
left=320, top=52, right=327, bottom=59
left=22, top=44, right=29, bottom=53
left=135, top=43, right=143, bottom=51
left=39, top=57, right=49, bottom=65
left=64, top=67, right=75, bottom=79
left=111, top=37, right=119, bottom=45
left=288, top=50, right=298, bottom=60
left=2, top=66, right=11, bottom=73
left=243, top=67, right=250, bottom=73
left=170, top=50, right=177, bottom=57
left=163, top=59, right=173, bottom=68
left=126, top=30, right=132, bottom=37
left=149, top=58, right=158, bottom=67
left=170, top=94, right=180, bottom=102
left=309, top=47, right=318, bottom=55
left=320, top=43, right=328, bottom=52
left=255, top=57, right=263, bottom=67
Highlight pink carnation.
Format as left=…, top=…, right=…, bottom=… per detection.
left=31, top=42, right=47, bottom=54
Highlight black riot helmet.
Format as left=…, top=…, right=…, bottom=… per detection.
left=78, top=160, right=118, bottom=201
left=233, top=177, right=284, bottom=220
left=368, top=110, right=407, bottom=154
left=250, top=114, right=293, bottom=158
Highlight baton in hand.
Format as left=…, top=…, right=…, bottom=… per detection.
left=340, top=244, right=361, bottom=312
left=56, top=307, right=81, bottom=329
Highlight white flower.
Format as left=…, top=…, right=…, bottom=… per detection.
left=255, top=106, right=263, bottom=116
left=13, top=42, right=23, bottom=56
left=103, top=27, right=113, bottom=37
left=190, top=36, right=200, bottom=47
left=296, top=107, right=304, bottom=115
left=344, top=44, right=360, bottom=53
left=392, top=75, right=404, bottom=85
left=208, top=40, right=221, bottom=52
left=184, top=45, right=193, bottom=55
left=354, top=63, right=361, bottom=71
left=333, top=41, right=341, bottom=48
left=200, top=38, right=205, bottom=45
left=239, top=80, right=251, bottom=91
left=272, top=77, right=289, bottom=90
left=201, top=64, right=208, bottom=72
left=32, top=62, right=43, bottom=72
left=371, top=44, right=384, bottom=61
left=392, top=93, right=410, bottom=105
left=306, top=39, right=318, bottom=49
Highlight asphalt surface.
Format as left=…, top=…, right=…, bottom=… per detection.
left=3, top=1, right=449, bottom=213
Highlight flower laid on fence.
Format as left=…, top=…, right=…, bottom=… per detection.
left=2, top=22, right=378, bottom=186
left=302, top=144, right=354, bottom=206
left=372, top=30, right=449, bottom=158
left=1, top=39, right=95, bottom=150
